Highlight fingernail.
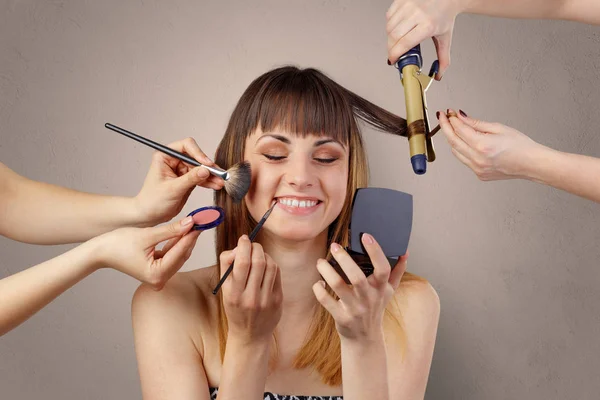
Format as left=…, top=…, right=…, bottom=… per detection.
left=181, top=216, right=193, bottom=226
left=436, top=111, right=440, bottom=120
left=459, top=109, right=468, bottom=117
left=331, top=243, right=340, bottom=253
left=387, top=59, right=391, bottom=66
left=319, top=280, right=326, bottom=288
left=362, top=233, right=375, bottom=244
left=241, top=234, right=249, bottom=241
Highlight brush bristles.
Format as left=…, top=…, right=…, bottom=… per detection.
left=224, top=161, right=252, bottom=203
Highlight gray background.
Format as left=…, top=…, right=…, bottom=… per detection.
left=1, top=1, right=599, bottom=399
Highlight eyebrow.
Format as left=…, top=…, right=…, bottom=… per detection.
left=255, top=134, right=344, bottom=148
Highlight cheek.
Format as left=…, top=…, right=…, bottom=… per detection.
left=245, top=163, right=279, bottom=215
left=325, top=168, right=348, bottom=208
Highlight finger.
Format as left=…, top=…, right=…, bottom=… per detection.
left=316, top=258, right=355, bottom=305
left=230, top=235, right=252, bottom=294
left=387, top=19, right=419, bottom=61
left=361, top=234, right=392, bottom=287
left=389, top=23, right=432, bottom=66
left=155, top=235, right=182, bottom=258
left=312, top=280, right=343, bottom=320
left=260, top=257, right=279, bottom=306
left=272, top=261, right=282, bottom=295
left=386, top=4, right=417, bottom=49
left=205, top=175, right=225, bottom=189
left=447, top=110, right=482, bottom=147
left=451, top=147, right=477, bottom=172
left=437, top=111, right=478, bottom=160
left=151, top=230, right=201, bottom=289
left=145, top=216, right=194, bottom=245
left=172, top=166, right=211, bottom=194
left=432, top=33, right=452, bottom=80
left=176, top=162, right=189, bottom=177
left=329, top=243, right=369, bottom=292
left=458, top=111, right=505, bottom=134
left=385, top=0, right=401, bottom=20
left=166, top=137, right=214, bottom=166
left=219, top=249, right=237, bottom=277
left=246, top=243, right=267, bottom=293
left=389, top=253, right=408, bottom=290
left=261, top=253, right=278, bottom=292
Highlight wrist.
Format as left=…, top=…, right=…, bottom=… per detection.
left=130, top=195, right=157, bottom=227
left=226, top=333, right=272, bottom=351
left=460, top=0, right=483, bottom=13
left=339, top=329, right=386, bottom=350
left=517, top=143, right=556, bottom=183
left=78, top=236, right=106, bottom=274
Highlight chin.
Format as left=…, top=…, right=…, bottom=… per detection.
left=266, top=223, right=327, bottom=243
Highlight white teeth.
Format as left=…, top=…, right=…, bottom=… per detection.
left=277, top=198, right=318, bottom=208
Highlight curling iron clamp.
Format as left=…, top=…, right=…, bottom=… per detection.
left=394, top=44, right=440, bottom=175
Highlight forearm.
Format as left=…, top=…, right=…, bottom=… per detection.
left=0, top=239, right=101, bottom=336
left=0, top=164, right=145, bottom=244
left=341, top=334, right=390, bottom=400
left=217, top=336, right=271, bottom=400
left=462, top=0, right=600, bottom=24
left=523, top=145, right=600, bottom=204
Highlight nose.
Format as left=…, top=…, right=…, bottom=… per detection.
left=284, top=156, right=316, bottom=190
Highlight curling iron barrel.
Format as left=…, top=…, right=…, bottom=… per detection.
left=395, top=45, right=439, bottom=175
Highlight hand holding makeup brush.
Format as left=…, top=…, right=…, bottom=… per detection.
left=216, top=235, right=283, bottom=400
left=135, top=137, right=225, bottom=225
left=219, top=235, right=283, bottom=342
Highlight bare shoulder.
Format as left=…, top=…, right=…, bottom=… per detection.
left=131, top=265, right=220, bottom=332
left=131, top=266, right=220, bottom=397
left=395, top=277, right=441, bottom=321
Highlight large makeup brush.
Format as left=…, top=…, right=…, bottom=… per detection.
left=105, top=123, right=251, bottom=202
left=212, top=200, right=277, bottom=295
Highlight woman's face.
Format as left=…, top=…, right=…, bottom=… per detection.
left=244, top=128, right=349, bottom=242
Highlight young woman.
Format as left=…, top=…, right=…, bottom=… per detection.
left=132, top=66, right=440, bottom=400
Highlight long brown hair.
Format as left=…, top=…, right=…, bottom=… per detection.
left=212, top=66, right=424, bottom=385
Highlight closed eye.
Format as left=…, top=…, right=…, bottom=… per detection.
left=315, top=158, right=338, bottom=164
left=263, top=154, right=286, bottom=161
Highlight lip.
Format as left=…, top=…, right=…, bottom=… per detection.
left=274, top=196, right=323, bottom=216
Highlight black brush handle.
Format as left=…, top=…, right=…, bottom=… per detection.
left=105, top=123, right=202, bottom=167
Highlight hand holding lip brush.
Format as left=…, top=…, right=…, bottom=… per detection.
left=213, top=201, right=277, bottom=295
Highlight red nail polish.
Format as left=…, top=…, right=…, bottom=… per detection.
left=387, top=59, right=391, bottom=66
left=459, top=110, right=468, bottom=117
left=436, top=111, right=440, bottom=120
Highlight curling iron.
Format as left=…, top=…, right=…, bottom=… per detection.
left=394, top=44, right=439, bottom=175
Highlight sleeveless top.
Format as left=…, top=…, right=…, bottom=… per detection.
left=209, top=387, right=343, bottom=399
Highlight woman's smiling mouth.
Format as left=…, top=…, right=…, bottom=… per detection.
left=274, top=196, right=323, bottom=215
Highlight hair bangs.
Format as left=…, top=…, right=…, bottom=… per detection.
left=247, top=67, right=355, bottom=145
